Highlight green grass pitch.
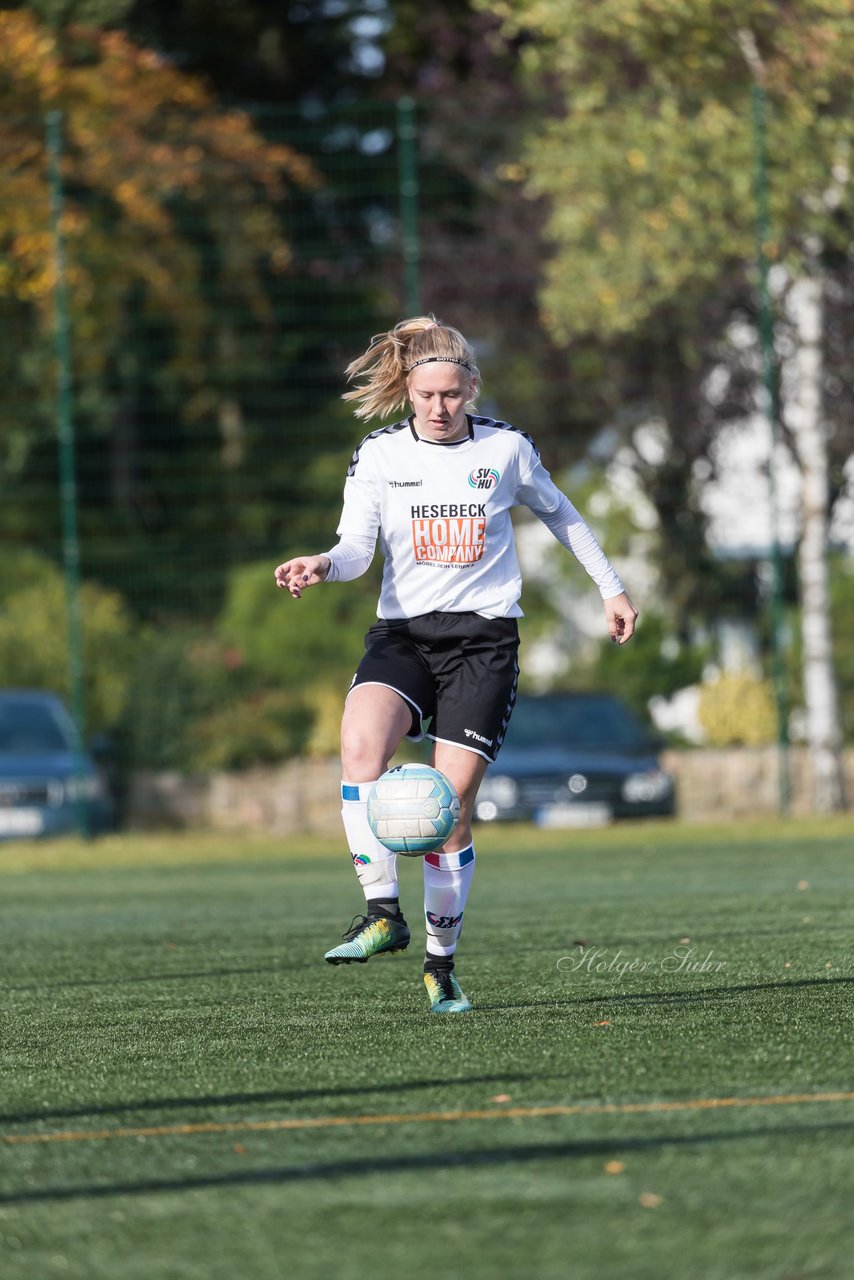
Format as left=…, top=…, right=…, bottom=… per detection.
left=2, top=817, right=853, bottom=1280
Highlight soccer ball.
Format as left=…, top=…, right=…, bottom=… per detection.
left=367, top=764, right=460, bottom=856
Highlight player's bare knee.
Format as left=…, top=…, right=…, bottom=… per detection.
left=340, top=730, right=386, bottom=781
left=340, top=713, right=397, bottom=779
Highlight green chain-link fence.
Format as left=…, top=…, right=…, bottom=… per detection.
left=1, top=100, right=429, bottom=796
left=4, top=88, right=853, bottom=825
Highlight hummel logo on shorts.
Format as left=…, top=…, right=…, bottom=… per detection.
left=464, top=728, right=492, bottom=746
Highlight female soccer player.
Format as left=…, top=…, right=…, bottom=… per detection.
left=275, top=316, right=636, bottom=1013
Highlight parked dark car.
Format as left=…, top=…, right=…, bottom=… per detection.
left=475, top=692, right=675, bottom=825
left=0, top=690, right=114, bottom=839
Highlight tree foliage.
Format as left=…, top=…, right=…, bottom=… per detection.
left=381, top=3, right=618, bottom=453
left=3, top=0, right=853, bottom=774
left=124, top=0, right=390, bottom=105
left=486, top=0, right=854, bottom=340
left=576, top=612, right=708, bottom=721
left=218, top=561, right=378, bottom=690
left=0, top=10, right=314, bottom=331
left=0, top=553, right=136, bottom=731
left=13, top=1, right=134, bottom=26
left=478, top=0, right=854, bottom=635
left=0, top=9, right=332, bottom=615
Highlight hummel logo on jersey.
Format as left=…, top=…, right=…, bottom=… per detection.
left=468, top=466, right=500, bottom=490
left=388, top=479, right=423, bottom=487
left=464, top=728, right=493, bottom=745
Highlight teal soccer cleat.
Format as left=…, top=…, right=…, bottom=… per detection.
left=324, top=913, right=410, bottom=965
left=423, top=967, right=472, bottom=1014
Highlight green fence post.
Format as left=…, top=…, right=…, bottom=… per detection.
left=46, top=110, right=90, bottom=838
left=750, top=81, right=791, bottom=816
left=397, top=97, right=421, bottom=315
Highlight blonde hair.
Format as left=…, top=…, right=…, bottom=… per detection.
left=343, top=315, right=480, bottom=421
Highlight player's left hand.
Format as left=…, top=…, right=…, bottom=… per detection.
left=274, top=554, right=330, bottom=599
left=604, top=592, right=638, bottom=645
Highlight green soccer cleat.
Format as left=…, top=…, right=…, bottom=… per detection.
left=324, top=913, right=410, bottom=965
left=423, top=967, right=472, bottom=1014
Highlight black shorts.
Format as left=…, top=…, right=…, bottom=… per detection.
left=349, top=611, right=520, bottom=763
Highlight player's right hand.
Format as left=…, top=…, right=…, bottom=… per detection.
left=274, top=555, right=330, bottom=599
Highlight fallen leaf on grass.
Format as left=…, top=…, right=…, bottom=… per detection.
left=490, top=1094, right=512, bottom=1103
left=593, top=1020, right=611, bottom=1027
left=639, top=1192, right=663, bottom=1208
left=604, top=1161, right=625, bottom=1175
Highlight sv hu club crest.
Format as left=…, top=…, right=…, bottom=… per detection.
left=468, top=466, right=500, bottom=490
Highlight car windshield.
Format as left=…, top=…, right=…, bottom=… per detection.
left=0, top=700, right=73, bottom=753
left=506, top=696, right=653, bottom=751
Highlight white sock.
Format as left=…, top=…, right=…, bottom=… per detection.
left=423, top=845, right=475, bottom=959
left=340, top=782, right=399, bottom=903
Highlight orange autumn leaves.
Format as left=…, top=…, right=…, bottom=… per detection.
left=0, top=10, right=317, bottom=357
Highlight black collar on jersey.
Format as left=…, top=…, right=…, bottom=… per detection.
left=408, top=415, right=474, bottom=446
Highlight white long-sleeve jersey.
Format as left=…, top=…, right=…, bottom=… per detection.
left=324, top=414, right=624, bottom=620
